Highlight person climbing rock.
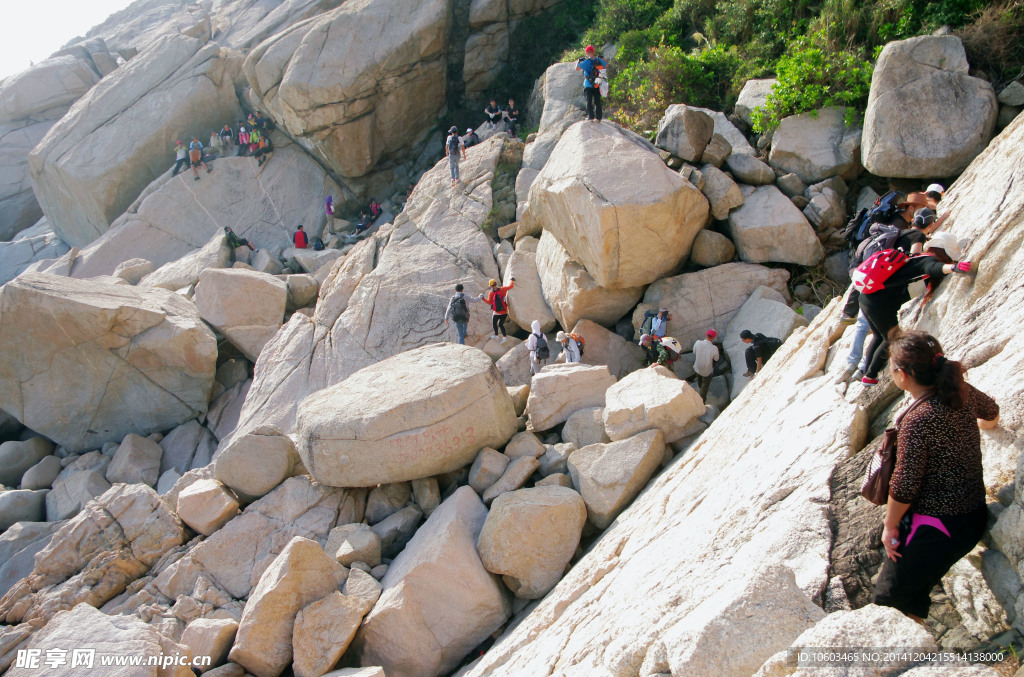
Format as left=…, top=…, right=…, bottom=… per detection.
left=872, top=330, right=999, bottom=623
left=740, top=330, right=782, bottom=377
left=171, top=140, right=189, bottom=176
left=693, top=329, right=727, bottom=401
left=444, top=283, right=474, bottom=345
left=484, top=99, right=502, bottom=130
left=503, top=98, right=520, bottom=137
left=479, top=277, right=514, bottom=342
left=641, top=307, right=671, bottom=339
left=556, top=331, right=582, bottom=364
left=293, top=225, right=308, bottom=249
left=445, top=126, right=466, bottom=187
left=638, top=334, right=659, bottom=367
left=575, top=45, right=607, bottom=122
left=224, top=227, right=256, bottom=262
left=527, top=321, right=550, bottom=375
left=188, top=137, right=212, bottom=181
left=857, top=232, right=974, bottom=385
left=656, top=337, right=682, bottom=368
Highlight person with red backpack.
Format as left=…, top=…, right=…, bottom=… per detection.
left=855, top=231, right=975, bottom=386
left=479, top=277, right=514, bottom=342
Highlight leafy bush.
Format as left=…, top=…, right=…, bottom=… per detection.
left=957, top=0, right=1024, bottom=87
left=751, top=32, right=873, bottom=132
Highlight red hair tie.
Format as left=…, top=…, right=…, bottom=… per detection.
left=932, top=353, right=946, bottom=368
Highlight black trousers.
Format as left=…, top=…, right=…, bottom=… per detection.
left=172, top=158, right=189, bottom=175
left=859, top=292, right=902, bottom=378
left=584, top=87, right=602, bottom=121
left=744, top=346, right=759, bottom=373
left=697, top=373, right=712, bottom=401
left=843, top=287, right=861, bottom=318
left=492, top=314, right=507, bottom=337
left=873, top=505, right=987, bottom=618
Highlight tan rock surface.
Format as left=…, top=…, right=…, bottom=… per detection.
left=572, top=319, right=646, bottom=380
left=106, top=433, right=163, bottom=487
left=176, top=479, right=240, bottom=536
left=195, top=268, right=288, bottom=362
left=0, top=274, right=217, bottom=452
left=603, top=366, right=706, bottom=443
left=180, top=617, right=238, bottom=672
left=690, top=229, right=736, bottom=267
left=527, top=363, right=617, bottom=432
left=726, top=185, right=824, bottom=265
left=296, top=343, right=517, bottom=487
left=504, top=249, right=557, bottom=333
left=292, top=592, right=367, bottom=677
left=525, top=121, right=709, bottom=288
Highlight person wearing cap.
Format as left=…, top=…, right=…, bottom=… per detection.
left=484, top=99, right=503, bottom=129
left=639, top=334, right=679, bottom=367
left=464, top=128, right=481, bottom=147
left=858, top=232, right=975, bottom=385
left=638, top=334, right=659, bottom=366
left=693, top=329, right=728, bottom=401
left=526, top=320, right=550, bottom=374
left=575, top=45, right=608, bottom=122
left=444, top=126, right=466, bottom=187
left=171, top=140, right=190, bottom=176
left=641, top=307, right=671, bottom=339
left=479, top=277, right=515, bottom=342
left=740, top=330, right=782, bottom=377
left=557, top=331, right=582, bottom=363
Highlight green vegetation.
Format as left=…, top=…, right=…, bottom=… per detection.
left=564, top=0, right=1024, bottom=134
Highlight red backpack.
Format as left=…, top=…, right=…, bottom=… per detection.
left=852, top=249, right=909, bottom=294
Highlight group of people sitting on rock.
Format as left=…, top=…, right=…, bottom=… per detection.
left=325, top=195, right=385, bottom=238
left=482, top=98, right=520, bottom=138
left=170, top=112, right=276, bottom=180
left=837, top=183, right=974, bottom=386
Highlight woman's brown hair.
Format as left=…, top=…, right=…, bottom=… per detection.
left=888, top=329, right=967, bottom=408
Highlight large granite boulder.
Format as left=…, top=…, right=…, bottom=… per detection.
left=572, top=319, right=646, bottom=380
left=726, top=185, right=824, bottom=265
left=243, top=0, right=450, bottom=185
left=631, top=262, right=790, bottom=350
left=29, top=35, right=243, bottom=247
left=862, top=35, right=997, bottom=178
left=354, top=486, right=510, bottom=677
left=194, top=268, right=288, bottom=362
left=72, top=145, right=348, bottom=278
left=734, top=78, right=776, bottom=126
left=0, top=55, right=100, bottom=123
left=505, top=249, right=557, bottom=333
left=0, top=218, right=70, bottom=286
left=525, top=121, right=709, bottom=288
left=296, top=343, right=518, bottom=487
left=463, top=0, right=562, bottom=96
left=535, top=231, right=644, bottom=331
left=603, top=365, right=706, bottom=443
left=526, top=363, right=616, bottom=432
left=768, top=107, right=861, bottom=184
left=723, top=286, right=808, bottom=397
left=521, top=62, right=587, bottom=172
left=655, top=105, right=714, bottom=163
left=0, top=274, right=217, bottom=452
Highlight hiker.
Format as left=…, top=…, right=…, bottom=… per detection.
left=641, top=307, right=671, bottom=339
left=484, top=99, right=503, bottom=129
left=693, top=329, right=728, bottom=401
left=369, top=199, right=382, bottom=220
left=655, top=337, right=683, bottom=368
left=188, top=137, right=212, bottom=181
left=527, top=321, right=550, bottom=374
left=444, top=283, right=475, bottom=345
left=464, top=128, right=481, bottom=147
left=237, top=121, right=249, bottom=152
left=224, top=227, right=256, bottom=262
left=575, top=45, right=607, bottom=122
left=503, top=98, right=520, bottom=137
left=740, top=330, right=782, bottom=377
left=857, top=232, right=975, bottom=385
left=556, top=331, right=582, bottom=363
left=209, top=130, right=223, bottom=154
left=872, top=330, right=999, bottom=623
left=325, top=196, right=336, bottom=231
left=171, top=141, right=190, bottom=176
left=254, top=132, right=274, bottom=167
left=479, top=277, right=515, bottom=342
left=837, top=206, right=941, bottom=382
left=219, top=124, right=234, bottom=148
left=638, top=334, right=659, bottom=366
left=293, top=225, right=308, bottom=249
left=354, top=211, right=371, bottom=235
left=445, top=126, right=467, bottom=187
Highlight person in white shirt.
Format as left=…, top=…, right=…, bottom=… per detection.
left=557, top=331, right=581, bottom=363
left=526, top=320, right=550, bottom=375
left=693, top=329, right=728, bottom=401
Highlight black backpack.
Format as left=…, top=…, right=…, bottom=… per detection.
left=447, top=134, right=460, bottom=154
left=450, top=295, right=469, bottom=322
left=841, top=190, right=906, bottom=246
left=312, top=237, right=325, bottom=251
left=534, top=333, right=549, bottom=360
left=491, top=290, right=506, bottom=313
left=758, top=334, right=783, bottom=358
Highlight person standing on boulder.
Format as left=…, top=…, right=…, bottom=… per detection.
left=445, top=126, right=467, bottom=187
left=445, top=283, right=475, bottom=345
left=527, top=321, right=550, bottom=375
left=693, top=329, right=727, bottom=401
left=576, top=45, right=607, bottom=122
left=872, top=330, right=999, bottom=623
left=293, top=225, right=308, bottom=249
left=479, top=277, right=514, bottom=343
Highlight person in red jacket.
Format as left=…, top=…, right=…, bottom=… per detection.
left=479, top=277, right=515, bottom=342
left=293, top=225, right=308, bottom=249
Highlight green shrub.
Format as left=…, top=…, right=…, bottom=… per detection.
left=751, top=32, right=873, bottom=132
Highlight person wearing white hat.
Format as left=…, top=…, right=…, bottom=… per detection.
left=925, top=184, right=945, bottom=200
left=556, top=330, right=582, bottom=363
left=464, top=127, right=481, bottom=147
left=858, top=233, right=975, bottom=386
left=527, top=320, right=550, bottom=374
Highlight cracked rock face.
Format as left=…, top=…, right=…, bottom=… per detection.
left=0, top=483, right=186, bottom=625
left=296, top=343, right=518, bottom=487
left=862, top=35, right=997, bottom=178
left=0, top=273, right=218, bottom=452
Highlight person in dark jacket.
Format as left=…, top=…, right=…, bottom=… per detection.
left=873, top=330, right=999, bottom=621
left=740, top=330, right=781, bottom=377
left=858, top=232, right=974, bottom=385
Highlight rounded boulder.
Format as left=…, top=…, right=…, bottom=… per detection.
left=296, top=343, right=518, bottom=487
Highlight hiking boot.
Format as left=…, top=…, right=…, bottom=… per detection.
left=194, top=176, right=200, bottom=181
left=851, top=369, right=864, bottom=382
left=839, top=314, right=857, bottom=325
left=861, top=376, right=879, bottom=386
left=743, top=371, right=754, bottom=378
